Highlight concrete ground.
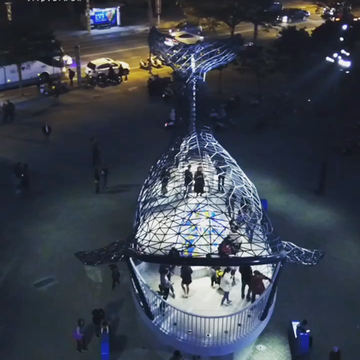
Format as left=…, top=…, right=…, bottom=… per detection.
left=0, top=64, right=359, bottom=360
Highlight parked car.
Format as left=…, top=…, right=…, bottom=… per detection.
left=86, top=58, right=130, bottom=77
left=279, top=8, right=309, bottom=23
left=169, top=31, right=204, bottom=45
left=169, top=21, right=202, bottom=35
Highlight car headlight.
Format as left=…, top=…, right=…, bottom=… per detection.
left=282, top=16, right=288, bottom=22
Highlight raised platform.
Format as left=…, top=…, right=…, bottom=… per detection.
left=137, top=262, right=273, bottom=317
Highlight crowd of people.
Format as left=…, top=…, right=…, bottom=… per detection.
left=157, top=261, right=272, bottom=309
left=210, top=265, right=272, bottom=305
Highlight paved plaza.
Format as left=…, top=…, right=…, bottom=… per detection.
left=0, top=69, right=359, bottom=360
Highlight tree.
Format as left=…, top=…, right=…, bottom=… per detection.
left=240, top=0, right=278, bottom=44
left=274, top=26, right=312, bottom=73
left=236, top=45, right=279, bottom=102
left=0, top=20, right=59, bottom=96
left=178, top=0, right=245, bottom=36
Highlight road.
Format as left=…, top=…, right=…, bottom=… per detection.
left=60, top=15, right=324, bottom=72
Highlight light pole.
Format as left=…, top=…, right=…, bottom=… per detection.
left=85, top=0, right=91, bottom=35
left=156, top=0, right=162, bottom=25
left=75, top=45, right=82, bottom=87
left=5, top=2, right=12, bottom=23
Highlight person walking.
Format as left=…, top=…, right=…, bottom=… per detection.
left=329, top=347, right=341, bottom=360
left=42, top=123, right=52, bottom=146
left=184, top=164, right=193, bottom=196
left=250, top=270, right=272, bottom=303
left=92, top=309, right=105, bottom=338
left=220, top=268, right=232, bottom=306
left=94, top=169, right=100, bottom=194
left=68, top=68, right=75, bottom=86
left=91, top=137, right=101, bottom=167
left=101, top=166, right=108, bottom=191
left=111, top=265, right=120, bottom=290
left=161, top=168, right=170, bottom=196
left=239, top=265, right=252, bottom=301
left=169, top=350, right=184, bottom=360
left=180, top=265, right=193, bottom=298
left=194, top=166, right=205, bottom=196
left=73, top=319, right=88, bottom=353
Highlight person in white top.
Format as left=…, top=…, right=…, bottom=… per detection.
left=220, top=268, right=233, bottom=306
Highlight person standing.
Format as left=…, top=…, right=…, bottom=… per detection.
left=210, top=267, right=217, bottom=288
left=111, top=265, right=120, bottom=290
left=239, top=265, right=252, bottom=301
left=94, top=169, right=100, bottom=194
left=250, top=270, right=272, bottom=303
left=161, top=168, right=170, bottom=196
left=184, top=164, right=193, bottom=196
left=92, top=309, right=105, bottom=338
left=180, top=265, right=193, bottom=298
left=73, top=319, right=88, bottom=353
left=118, top=64, right=124, bottom=80
left=7, top=100, right=15, bottom=122
left=194, top=166, right=205, bottom=196
left=220, top=268, right=232, bottom=306
left=160, top=271, right=172, bottom=313
left=68, top=68, right=75, bottom=86
left=216, top=163, right=225, bottom=192
left=101, top=166, right=108, bottom=191
left=42, top=123, right=52, bottom=146
left=91, top=137, right=101, bottom=167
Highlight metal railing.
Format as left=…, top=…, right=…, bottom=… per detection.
left=129, top=258, right=275, bottom=347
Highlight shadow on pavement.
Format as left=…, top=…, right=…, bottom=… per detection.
left=104, top=299, right=128, bottom=357
left=105, top=184, right=142, bottom=194
left=1, top=135, right=45, bottom=146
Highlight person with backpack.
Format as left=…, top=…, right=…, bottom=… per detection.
left=73, top=319, right=88, bottom=353
left=111, top=266, right=120, bottom=290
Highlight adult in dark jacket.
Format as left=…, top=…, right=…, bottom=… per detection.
left=180, top=265, right=193, bottom=298
left=194, top=166, right=205, bottom=196
left=184, top=164, right=193, bottom=195
left=239, top=265, right=252, bottom=301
